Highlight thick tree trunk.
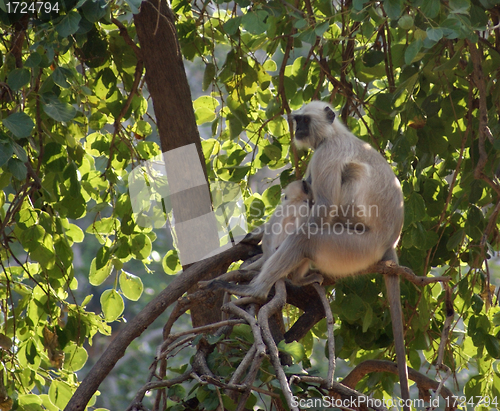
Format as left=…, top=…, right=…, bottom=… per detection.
left=134, top=1, right=202, bottom=165
left=134, top=0, right=223, bottom=327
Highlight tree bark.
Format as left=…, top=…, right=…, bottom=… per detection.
left=134, top=0, right=223, bottom=327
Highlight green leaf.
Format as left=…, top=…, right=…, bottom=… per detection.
left=125, top=0, right=141, bottom=13
left=25, top=52, right=42, bottom=68
left=342, top=294, right=365, bottom=321
left=18, top=394, right=43, bottom=410
left=63, top=343, right=88, bottom=372
left=7, top=68, right=31, bottom=90
left=52, top=67, right=71, bottom=88
left=134, top=120, right=152, bottom=137
left=465, top=375, right=486, bottom=398
left=421, top=0, right=440, bottom=18
left=262, top=145, right=281, bottom=162
left=411, top=223, right=429, bottom=250
left=247, top=197, right=265, bottom=220
left=404, top=39, right=423, bottom=65
left=2, top=112, right=35, bottom=138
left=95, top=246, right=111, bottom=270
left=404, top=192, right=426, bottom=226
left=43, top=99, right=77, bottom=122
left=89, top=112, right=108, bottom=130
left=168, top=385, right=187, bottom=402
left=362, top=304, right=373, bottom=332
left=12, top=142, right=27, bottom=162
left=446, top=229, right=465, bottom=251
left=134, top=141, right=160, bottom=162
left=100, top=289, right=125, bottom=322
left=384, top=0, right=402, bottom=19
left=202, top=63, right=216, bottom=91
left=194, top=95, right=219, bottom=110
left=426, top=28, right=443, bottom=42
left=8, top=158, right=27, bottom=180
left=81, top=0, right=107, bottom=22
left=363, top=50, right=385, bottom=67
left=294, top=18, right=307, bottom=29
left=262, top=184, right=281, bottom=207
left=0, top=140, right=14, bottom=167
left=130, top=233, right=152, bottom=259
left=278, top=341, right=305, bottom=363
left=87, top=217, right=117, bottom=235
left=89, top=258, right=113, bottom=286
left=119, top=270, right=144, bottom=301
left=163, top=249, right=181, bottom=274
left=485, top=334, right=500, bottom=358
left=242, top=10, right=268, bottom=35
left=195, top=107, right=216, bottom=125
left=314, top=21, right=330, bottom=37
left=223, top=16, right=242, bottom=36
left=56, top=11, right=82, bottom=37
left=48, top=380, right=73, bottom=410
left=449, top=0, right=470, bottom=14
left=398, top=15, right=414, bottom=30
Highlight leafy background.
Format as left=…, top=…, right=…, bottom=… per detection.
left=0, top=0, right=500, bottom=409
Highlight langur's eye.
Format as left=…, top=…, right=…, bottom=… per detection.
left=303, top=117, right=310, bottom=124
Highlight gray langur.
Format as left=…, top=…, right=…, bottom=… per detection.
left=244, top=179, right=313, bottom=275
left=236, top=101, right=408, bottom=404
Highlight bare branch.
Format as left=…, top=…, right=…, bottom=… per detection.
left=257, top=280, right=298, bottom=410
left=126, top=370, right=192, bottom=411
left=436, top=284, right=454, bottom=368
left=312, top=283, right=335, bottom=388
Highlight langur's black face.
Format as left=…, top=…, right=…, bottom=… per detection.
left=293, top=115, right=311, bottom=141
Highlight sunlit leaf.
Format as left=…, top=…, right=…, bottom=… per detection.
left=119, top=270, right=144, bottom=301
left=100, top=289, right=125, bottom=322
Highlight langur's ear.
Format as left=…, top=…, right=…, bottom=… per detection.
left=324, top=106, right=335, bottom=123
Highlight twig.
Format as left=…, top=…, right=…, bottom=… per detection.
left=111, top=18, right=143, bottom=58
left=356, top=261, right=451, bottom=287
left=223, top=302, right=266, bottom=410
left=257, top=280, right=298, bottom=411
left=436, top=284, right=454, bottom=368
left=467, top=40, right=500, bottom=197
left=126, top=369, right=192, bottom=411
left=432, top=366, right=451, bottom=410
left=312, top=283, right=335, bottom=388
left=159, top=319, right=242, bottom=357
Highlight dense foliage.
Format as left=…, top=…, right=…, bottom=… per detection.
left=0, top=0, right=500, bottom=409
